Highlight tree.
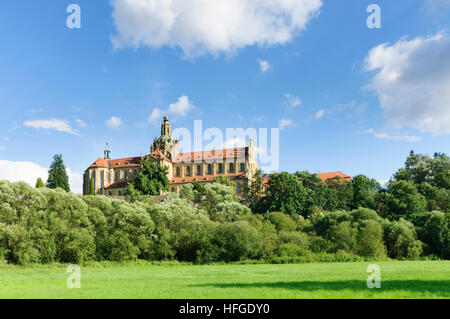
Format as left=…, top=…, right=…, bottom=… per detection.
left=377, top=180, right=427, bottom=222
left=260, top=172, right=307, bottom=216
left=88, top=178, right=94, bottom=195
left=351, top=174, right=380, bottom=210
left=35, top=178, right=46, bottom=188
left=132, top=161, right=169, bottom=195
left=46, top=154, right=70, bottom=192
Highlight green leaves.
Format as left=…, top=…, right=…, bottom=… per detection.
left=46, top=154, right=70, bottom=192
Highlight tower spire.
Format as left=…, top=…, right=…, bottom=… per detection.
left=104, top=142, right=111, bottom=160
left=161, top=116, right=171, bottom=137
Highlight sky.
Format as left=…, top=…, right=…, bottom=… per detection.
left=0, top=0, right=449, bottom=194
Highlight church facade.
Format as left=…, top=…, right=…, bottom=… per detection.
left=83, top=116, right=258, bottom=196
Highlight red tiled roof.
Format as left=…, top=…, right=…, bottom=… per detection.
left=317, top=171, right=352, bottom=183
left=173, top=147, right=247, bottom=163
left=109, top=157, right=142, bottom=168
left=170, top=172, right=245, bottom=185
left=89, top=158, right=109, bottom=168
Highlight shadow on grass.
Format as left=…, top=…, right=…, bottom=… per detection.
left=191, top=280, right=450, bottom=296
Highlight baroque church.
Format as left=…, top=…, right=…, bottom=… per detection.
left=83, top=116, right=258, bottom=196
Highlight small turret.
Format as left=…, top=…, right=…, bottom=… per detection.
left=104, top=142, right=111, bottom=160
left=161, top=116, right=171, bottom=137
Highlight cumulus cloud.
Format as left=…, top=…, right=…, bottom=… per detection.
left=365, top=32, right=450, bottom=135
left=283, top=94, right=302, bottom=109
left=258, top=59, right=270, bottom=72
left=23, top=119, right=79, bottom=135
left=0, top=160, right=83, bottom=194
left=148, top=95, right=195, bottom=123
left=364, top=129, right=422, bottom=142
left=106, top=116, right=123, bottom=129
left=279, top=118, right=294, bottom=130
left=110, top=0, right=323, bottom=57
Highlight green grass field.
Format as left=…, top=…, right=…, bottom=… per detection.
left=0, top=261, right=449, bottom=299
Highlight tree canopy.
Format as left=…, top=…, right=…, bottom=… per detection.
left=46, top=154, right=70, bottom=192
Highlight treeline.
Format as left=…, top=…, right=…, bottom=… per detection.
left=0, top=151, right=448, bottom=265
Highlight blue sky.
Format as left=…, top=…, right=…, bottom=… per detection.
left=0, top=0, right=449, bottom=193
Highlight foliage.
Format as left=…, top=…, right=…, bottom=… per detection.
left=132, top=161, right=169, bottom=195
left=35, top=178, right=45, bottom=188
left=46, top=154, right=70, bottom=192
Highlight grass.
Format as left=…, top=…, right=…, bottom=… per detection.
left=0, top=260, right=449, bottom=299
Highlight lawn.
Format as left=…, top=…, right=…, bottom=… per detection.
left=0, top=261, right=449, bottom=299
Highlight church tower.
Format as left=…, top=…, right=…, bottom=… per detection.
left=161, top=116, right=171, bottom=137
left=150, top=116, right=179, bottom=159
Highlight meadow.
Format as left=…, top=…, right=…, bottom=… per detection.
left=0, top=260, right=449, bottom=299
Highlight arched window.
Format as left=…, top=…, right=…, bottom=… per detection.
left=100, top=171, right=104, bottom=188
left=229, top=163, right=234, bottom=173
left=110, top=171, right=113, bottom=183
left=240, top=163, right=245, bottom=172
left=118, top=191, right=122, bottom=196
left=236, top=183, right=241, bottom=194
left=218, top=163, right=223, bottom=174
left=93, top=171, right=96, bottom=190
left=207, top=164, right=212, bottom=175
left=171, top=187, right=176, bottom=192
left=108, top=191, right=112, bottom=196
left=197, top=165, right=201, bottom=175
left=115, top=171, right=119, bottom=182
left=186, top=166, right=191, bottom=176
left=125, top=171, right=129, bottom=181
left=176, top=167, right=181, bottom=177
left=134, top=170, right=137, bottom=179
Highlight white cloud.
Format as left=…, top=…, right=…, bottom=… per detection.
left=315, top=109, right=325, bottom=119
left=148, top=95, right=195, bottom=123
left=258, top=59, right=270, bottom=72
left=0, top=160, right=83, bottom=194
left=0, top=146, right=5, bottom=151
left=364, top=129, right=422, bottom=142
left=365, top=32, right=450, bottom=135
left=110, top=0, right=323, bottom=57
left=284, top=94, right=301, bottom=108
left=23, top=119, right=79, bottom=135
left=75, top=118, right=87, bottom=128
left=279, top=118, right=294, bottom=130
left=106, top=116, right=123, bottom=129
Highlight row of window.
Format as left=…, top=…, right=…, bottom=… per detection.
left=175, top=162, right=245, bottom=177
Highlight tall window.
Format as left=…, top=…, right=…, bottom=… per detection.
left=93, top=172, right=96, bottom=190
left=110, top=171, right=113, bottom=183
left=186, top=166, right=191, bottom=176
left=134, top=170, right=137, bottom=179
left=240, top=163, right=245, bottom=172
left=197, top=165, right=201, bottom=176
left=100, top=171, right=104, bottom=188
left=229, top=163, right=234, bottom=173
left=125, top=171, right=128, bottom=181
left=218, top=163, right=223, bottom=174
left=236, top=183, right=241, bottom=194
left=115, top=171, right=119, bottom=182
left=176, top=167, right=181, bottom=177
left=207, top=164, right=212, bottom=175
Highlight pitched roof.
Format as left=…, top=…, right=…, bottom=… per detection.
left=109, top=157, right=142, bottom=168
left=317, top=171, right=352, bottom=183
left=89, top=158, right=109, bottom=168
left=170, top=172, right=246, bottom=184
left=173, top=147, right=247, bottom=163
